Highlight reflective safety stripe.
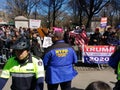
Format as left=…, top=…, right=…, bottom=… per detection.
left=11, top=73, right=35, bottom=77
left=117, top=62, right=120, bottom=80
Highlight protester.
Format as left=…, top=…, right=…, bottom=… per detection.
left=0, top=37, right=45, bottom=90
left=85, top=81, right=112, bottom=90
left=0, top=28, right=4, bottom=54
left=63, top=28, right=70, bottom=44
left=31, top=32, right=43, bottom=58
left=115, top=25, right=120, bottom=44
left=43, top=30, right=78, bottom=90
left=107, top=32, right=119, bottom=46
left=102, top=27, right=112, bottom=45
left=0, top=27, right=4, bottom=38
left=88, top=28, right=102, bottom=45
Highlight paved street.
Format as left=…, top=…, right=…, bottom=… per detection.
left=1, top=64, right=117, bottom=90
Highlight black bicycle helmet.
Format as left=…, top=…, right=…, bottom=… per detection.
left=11, top=37, right=30, bottom=50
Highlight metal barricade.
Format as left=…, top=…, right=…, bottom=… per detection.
left=73, top=45, right=111, bottom=71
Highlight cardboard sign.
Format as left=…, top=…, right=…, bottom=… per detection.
left=42, top=37, right=53, bottom=48
left=100, top=17, right=107, bottom=28
left=29, top=19, right=41, bottom=28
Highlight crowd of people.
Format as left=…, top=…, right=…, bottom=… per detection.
left=64, top=25, right=120, bottom=47
left=88, top=26, right=120, bottom=46
left=0, top=26, right=44, bottom=60
left=0, top=25, right=78, bottom=90
left=0, top=24, right=120, bottom=90
left=0, top=25, right=120, bottom=58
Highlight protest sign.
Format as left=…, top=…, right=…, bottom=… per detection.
left=82, top=45, right=115, bottom=64
left=53, top=27, right=63, bottom=32
left=29, top=19, right=41, bottom=28
left=100, top=17, right=107, bottom=28
left=42, top=37, right=53, bottom=48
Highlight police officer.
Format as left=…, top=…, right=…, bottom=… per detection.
left=0, top=37, right=44, bottom=90
left=43, top=30, right=78, bottom=90
left=109, top=46, right=120, bottom=90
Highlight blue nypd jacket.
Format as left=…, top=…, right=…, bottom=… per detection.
left=43, top=40, right=78, bottom=84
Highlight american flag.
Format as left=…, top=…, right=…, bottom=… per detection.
left=69, top=30, right=89, bottom=46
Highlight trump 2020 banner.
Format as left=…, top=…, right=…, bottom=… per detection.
left=82, top=45, right=116, bottom=64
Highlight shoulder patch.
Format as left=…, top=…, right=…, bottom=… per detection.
left=38, top=61, right=42, bottom=66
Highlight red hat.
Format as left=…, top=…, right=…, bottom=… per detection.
left=95, top=28, right=99, bottom=31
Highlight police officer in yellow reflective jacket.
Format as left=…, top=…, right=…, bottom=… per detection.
left=0, top=37, right=44, bottom=90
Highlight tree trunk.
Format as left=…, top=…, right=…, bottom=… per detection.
left=86, top=14, right=93, bottom=30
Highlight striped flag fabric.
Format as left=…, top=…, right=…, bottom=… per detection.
left=69, top=30, right=89, bottom=46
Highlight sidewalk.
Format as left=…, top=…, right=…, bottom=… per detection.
left=1, top=64, right=117, bottom=90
